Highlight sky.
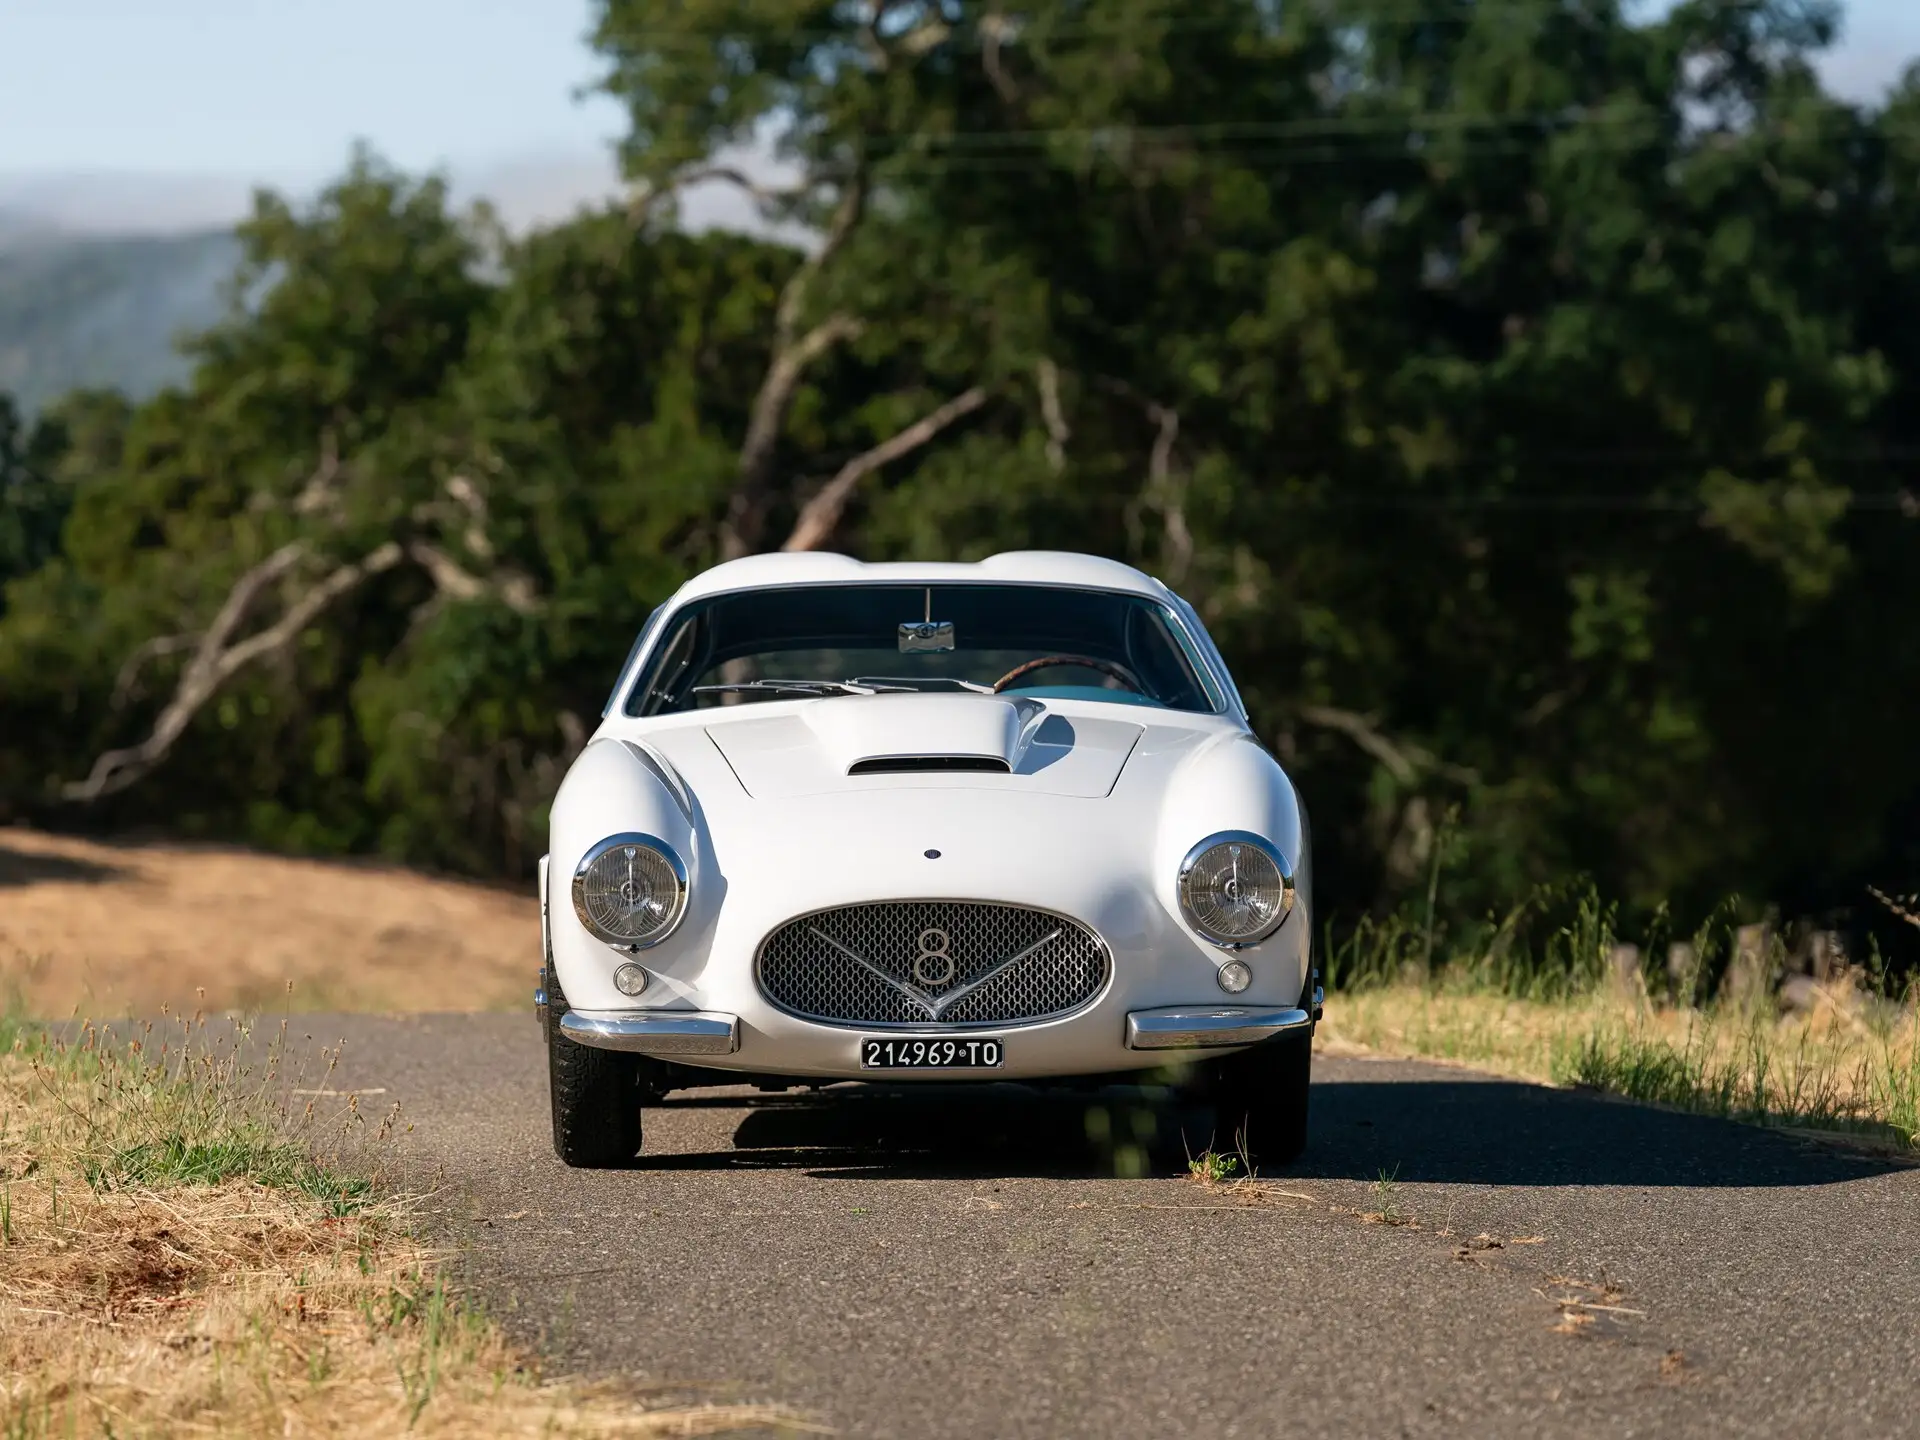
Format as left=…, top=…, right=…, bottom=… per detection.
left=0, top=0, right=638, bottom=232
left=1, top=0, right=1917, bottom=235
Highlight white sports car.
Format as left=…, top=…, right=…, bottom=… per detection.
left=537, top=551, right=1320, bottom=1167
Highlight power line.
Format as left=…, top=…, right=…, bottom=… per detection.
left=846, top=131, right=1861, bottom=173
left=594, top=1, right=1735, bottom=51
left=864, top=109, right=1678, bottom=150
left=1248, top=492, right=1916, bottom=511
left=861, top=106, right=1886, bottom=149
left=634, top=108, right=1887, bottom=172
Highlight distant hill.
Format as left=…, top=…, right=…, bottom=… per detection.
left=0, top=228, right=239, bottom=413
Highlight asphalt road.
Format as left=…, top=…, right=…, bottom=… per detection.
left=303, top=1014, right=1918, bottom=1439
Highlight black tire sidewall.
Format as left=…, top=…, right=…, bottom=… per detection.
left=544, top=971, right=645, bottom=1166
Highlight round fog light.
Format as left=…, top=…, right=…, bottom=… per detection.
left=1216, top=960, right=1253, bottom=994
left=613, top=962, right=649, bottom=997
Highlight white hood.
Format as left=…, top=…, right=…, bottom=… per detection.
left=700, top=693, right=1144, bottom=800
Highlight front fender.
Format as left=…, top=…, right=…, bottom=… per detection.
left=1153, top=731, right=1312, bottom=1004
left=547, top=739, right=725, bottom=1012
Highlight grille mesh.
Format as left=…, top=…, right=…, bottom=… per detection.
left=757, top=900, right=1109, bottom=1028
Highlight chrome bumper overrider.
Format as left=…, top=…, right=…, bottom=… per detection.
left=1125, top=1005, right=1314, bottom=1050
left=560, top=1010, right=741, bottom=1056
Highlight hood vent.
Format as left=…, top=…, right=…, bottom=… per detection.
left=848, top=755, right=1011, bottom=776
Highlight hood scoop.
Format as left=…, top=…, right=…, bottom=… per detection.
left=807, top=693, right=1040, bottom=775
left=848, top=755, right=1010, bottom=776
left=702, top=693, right=1143, bottom=799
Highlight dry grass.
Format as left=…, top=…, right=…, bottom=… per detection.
left=0, top=1011, right=806, bottom=1438
left=1322, top=977, right=1920, bottom=1147
left=0, top=827, right=537, bottom=1016
left=1319, top=984, right=1597, bottom=1083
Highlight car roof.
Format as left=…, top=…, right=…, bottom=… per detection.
left=666, top=551, right=1175, bottom=606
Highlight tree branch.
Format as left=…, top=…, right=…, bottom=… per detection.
left=110, top=633, right=202, bottom=710
left=721, top=310, right=867, bottom=560
left=630, top=165, right=810, bottom=221
left=292, top=430, right=344, bottom=516
left=1035, top=358, right=1069, bottom=473
left=778, top=175, right=866, bottom=344
left=1296, top=704, right=1479, bottom=787
left=1102, top=377, right=1193, bottom=584
left=440, top=474, right=494, bottom=561
left=406, top=541, right=539, bottom=614
left=1144, top=400, right=1193, bottom=584
left=65, top=542, right=405, bottom=802
left=781, top=387, right=991, bottom=552
left=705, top=165, right=876, bottom=561
left=981, top=11, right=1022, bottom=105
left=861, top=0, right=899, bottom=71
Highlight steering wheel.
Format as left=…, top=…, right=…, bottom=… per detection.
left=991, top=654, right=1147, bottom=695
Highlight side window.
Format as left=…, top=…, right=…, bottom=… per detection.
left=1123, top=604, right=1212, bottom=712
left=630, top=615, right=703, bottom=716
left=1173, top=597, right=1244, bottom=718
left=602, top=607, right=661, bottom=717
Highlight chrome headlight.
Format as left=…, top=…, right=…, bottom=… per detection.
left=1178, top=831, right=1294, bottom=947
left=571, top=833, right=687, bottom=948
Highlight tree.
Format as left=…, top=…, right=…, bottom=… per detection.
left=1, top=1, right=1914, bottom=949
left=0, top=392, right=80, bottom=599
left=48, top=152, right=526, bottom=809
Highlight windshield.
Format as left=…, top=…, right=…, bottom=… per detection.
left=624, top=584, right=1222, bottom=716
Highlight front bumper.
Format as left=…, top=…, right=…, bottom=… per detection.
left=560, top=1002, right=1310, bottom=1068
left=1125, top=1005, right=1312, bottom=1049
left=559, top=1009, right=740, bottom=1056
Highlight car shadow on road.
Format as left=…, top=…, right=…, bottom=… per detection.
left=640, top=1076, right=1909, bottom=1188
left=645, top=1084, right=1162, bottom=1179
left=1297, top=1078, right=1906, bottom=1188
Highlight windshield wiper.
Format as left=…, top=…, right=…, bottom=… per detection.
left=846, top=675, right=995, bottom=694
left=691, top=679, right=905, bottom=699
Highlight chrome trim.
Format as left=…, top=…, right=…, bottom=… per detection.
left=1126, top=1005, right=1313, bottom=1050
left=804, top=921, right=1065, bottom=1022
left=755, top=896, right=1113, bottom=1031
left=533, top=986, right=549, bottom=1022
left=605, top=603, right=669, bottom=717
left=1159, top=593, right=1237, bottom=717
left=570, top=832, right=689, bottom=950
left=559, top=1009, right=739, bottom=1055
left=1215, top=959, right=1253, bottom=994
left=1176, top=830, right=1296, bottom=950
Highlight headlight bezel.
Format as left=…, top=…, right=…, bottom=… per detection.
left=570, top=831, right=689, bottom=950
left=1177, top=830, right=1296, bottom=949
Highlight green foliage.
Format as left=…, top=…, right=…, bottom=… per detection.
left=1324, top=877, right=1625, bottom=1000
left=1553, top=1012, right=1920, bottom=1146
left=0, top=0, right=1916, bottom=945
left=0, top=393, right=81, bottom=595
left=92, top=1131, right=373, bottom=1214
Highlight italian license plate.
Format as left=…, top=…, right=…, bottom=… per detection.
left=861, top=1037, right=1004, bottom=1069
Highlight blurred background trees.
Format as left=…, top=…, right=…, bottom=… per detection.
left=0, top=0, right=1914, bottom=956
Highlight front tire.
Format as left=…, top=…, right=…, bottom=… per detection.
left=544, top=974, right=644, bottom=1167
left=1207, top=1029, right=1312, bottom=1166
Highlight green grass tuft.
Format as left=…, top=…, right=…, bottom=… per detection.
left=86, top=1131, right=377, bottom=1213
left=1553, top=1013, right=1919, bottom=1147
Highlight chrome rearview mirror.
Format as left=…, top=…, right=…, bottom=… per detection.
left=899, top=586, right=954, bottom=652
left=898, top=620, right=955, bottom=653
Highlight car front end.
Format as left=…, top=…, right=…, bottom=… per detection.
left=542, top=695, right=1316, bottom=1086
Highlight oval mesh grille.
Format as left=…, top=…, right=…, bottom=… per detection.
left=756, top=900, right=1110, bottom=1029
